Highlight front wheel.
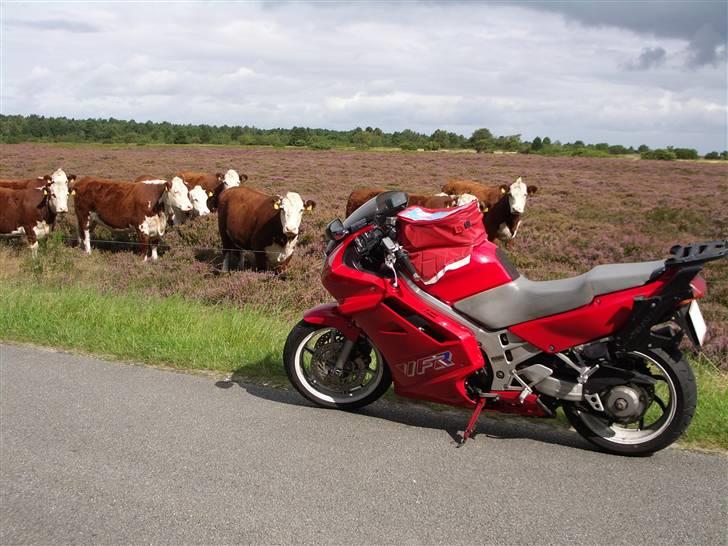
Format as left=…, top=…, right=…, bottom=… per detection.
left=283, top=320, right=392, bottom=410
left=563, top=349, right=697, bottom=456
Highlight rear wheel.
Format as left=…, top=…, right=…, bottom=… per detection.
left=563, top=349, right=696, bottom=456
left=283, top=321, right=391, bottom=410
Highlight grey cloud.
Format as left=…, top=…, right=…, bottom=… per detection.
left=625, top=47, right=667, bottom=71
left=504, top=0, right=727, bottom=67
left=6, top=18, right=101, bottom=33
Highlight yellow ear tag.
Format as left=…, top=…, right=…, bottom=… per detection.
left=305, top=204, right=313, bottom=211
left=484, top=206, right=489, bottom=212
left=500, top=187, right=506, bottom=194
left=71, top=189, right=76, bottom=196
left=273, top=202, right=281, bottom=210
left=207, top=191, right=214, bottom=197
left=43, top=189, right=48, bottom=196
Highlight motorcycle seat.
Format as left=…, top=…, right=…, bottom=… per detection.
left=453, top=260, right=666, bottom=330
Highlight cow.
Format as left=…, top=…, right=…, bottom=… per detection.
left=0, top=186, right=56, bottom=258
left=72, top=177, right=176, bottom=261
left=0, top=168, right=76, bottom=215
left=134, top=175, right=196, bottom=225
left=178, top=169, right=247, bottom=211
left=443, top=177, right=538, bottom=242
left=345, top=188, right=459, bottom=217
left=218, top=186, right=316, bottom=272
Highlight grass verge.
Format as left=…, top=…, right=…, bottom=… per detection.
left=0, top=282, right=289, bottom=379
left=1, top=282, right=725, bottom=451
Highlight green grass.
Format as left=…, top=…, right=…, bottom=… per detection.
left=0, top=281, right=725, bottom=451
left=0, top=282, right=289, bottom=379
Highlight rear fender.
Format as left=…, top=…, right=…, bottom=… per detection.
left=303, top=303, right=362, bottom=341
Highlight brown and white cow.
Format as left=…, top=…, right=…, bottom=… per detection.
left=218, top=187, right=315, bottom=272
left=443, top=177, right=538, bottom=242
left=73, top=177, right=173, bottom=261
left=134, top=175, right=195, bottom=225
left=0, top=168, right=76, bottom=215
left=178, top=169, right=247, bottom=211
left=0, top=186, right=56, bottom=257
left=345, top=188, right=458, bottom=217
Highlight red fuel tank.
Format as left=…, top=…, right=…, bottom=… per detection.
left=416, top=241, right=516, bottom=304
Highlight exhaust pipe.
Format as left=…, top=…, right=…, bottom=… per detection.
left=517, top=364, right=584, bottom=401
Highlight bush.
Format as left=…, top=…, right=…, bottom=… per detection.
left=400, top=142, right=418, bottom=151
left=673, top=148, right=699, bottom=160
left=703, top=151, right=720, bottom=160
left=309, top=141, right=332, bottom=150
left=641, top=149, right=677, bottom=160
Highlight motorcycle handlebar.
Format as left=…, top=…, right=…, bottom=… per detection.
left=395, top=248, right=418, bottom=278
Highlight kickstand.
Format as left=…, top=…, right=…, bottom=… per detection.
left=459, top=397, right=486, bottom=447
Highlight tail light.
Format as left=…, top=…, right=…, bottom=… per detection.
left=690, top=275, right=707, bottom=299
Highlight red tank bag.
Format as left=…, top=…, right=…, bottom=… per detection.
left=397, top=201, right=485, bottom=284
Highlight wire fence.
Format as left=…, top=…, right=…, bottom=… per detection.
left=47, top=235, right=291, bottom=255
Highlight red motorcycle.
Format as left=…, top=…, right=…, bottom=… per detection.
left=284, top=192, right=726, bottom=455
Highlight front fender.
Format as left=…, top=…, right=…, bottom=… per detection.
left=303, top=303, right=362, bottom=341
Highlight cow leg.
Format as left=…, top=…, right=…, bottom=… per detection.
left=25, top=228, right=39, bottom=259
left=151, top=239, right=159, bottom=261
left=137, top=230, right=150, bottom=261
left=222, top=251, right=230, bottom=272
left=76, top=211, right=93, bottom=254
left=254, top=252, right=267, bottom=271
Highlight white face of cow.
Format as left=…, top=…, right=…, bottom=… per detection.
left=275, top=192, right=307, bottom=238
left=508, top=177, right=528, bottom=214
left=46, top=168, right=71, bottom=213
left=223, top=169, right=241, bottom=189
left=455, top=193, right=478, bottom=206
left=167, top=176, right=193, bottom=212
left=188, top=185, right=210, bottom=216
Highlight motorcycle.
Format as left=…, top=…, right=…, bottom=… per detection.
left=283, top=191, right=727, bottom=455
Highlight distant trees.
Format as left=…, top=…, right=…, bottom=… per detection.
left=0, top=114, right=716, bottom=160
left=641, top=148, right=677, bottom=160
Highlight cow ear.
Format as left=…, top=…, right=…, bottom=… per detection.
left=527, top=185, right=538, bottom=195
left=68, top=174, right=77, bottom=182
left=479, top=202, right=487, bottom=213
left=240, top=173, right=248, bottom=182
left=216, top=173, right=224, bottom=182
left=273, top=196, right=282, bottom=210
left=305, top=199, right=316, bottom=211
left=499, top=185, right=508, bottom=194
left=165, top=180, right=172, bottom=192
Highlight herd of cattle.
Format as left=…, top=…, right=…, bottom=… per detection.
left=0, top=167, right=537, bottom=271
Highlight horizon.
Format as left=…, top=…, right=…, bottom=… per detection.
left=1, top=2, right=726, bottom=153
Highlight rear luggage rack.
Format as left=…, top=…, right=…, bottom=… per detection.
left=665, top=240, right=728, bottom=266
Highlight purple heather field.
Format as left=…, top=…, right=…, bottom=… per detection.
left=1, top=144, right=726, bottom=365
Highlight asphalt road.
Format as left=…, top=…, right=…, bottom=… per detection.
left=1, top=344, right=726, bottom=545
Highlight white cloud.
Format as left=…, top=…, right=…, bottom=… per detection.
left=0, top=2, right=725, bottom=151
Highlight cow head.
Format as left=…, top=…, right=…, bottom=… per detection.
left=187, top=185, right=211, bottom=216
left=273, top=192, right=316, bottom=239
left=165, top=176, right=193, bottom=212
left=507, top=177, right=537, bottom=214
left=455, top=193, right=479, bottom=207
left=41, top=168, right=72, bottom=213
left=222, top=169, right=242, bottom=189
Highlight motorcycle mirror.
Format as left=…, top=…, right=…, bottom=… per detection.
left=326, top=218, right=347, bottom=241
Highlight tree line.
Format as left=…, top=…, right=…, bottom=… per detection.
left=1, top=114, right=725, bottom=161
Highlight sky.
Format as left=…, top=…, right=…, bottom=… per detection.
left=1, top=1, right=726, bottom=152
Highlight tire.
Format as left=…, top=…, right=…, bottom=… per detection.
left=564, top=349, right=697, bottom=456
left=283, top=320, right=392, bottom=410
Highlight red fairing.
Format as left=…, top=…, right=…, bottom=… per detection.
left=420, top=240, right=515, bottom=304
left=508, top=277, right=669, bottom=353
left=303, top=303, right=362, bottom=341
left=322, top=228, right=484, bottom=407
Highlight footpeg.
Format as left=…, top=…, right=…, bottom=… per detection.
left=459, top=397, right=486, bottom=446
